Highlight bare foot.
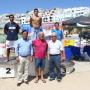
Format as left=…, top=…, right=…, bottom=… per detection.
left=34, top=78, right=39, bottom=83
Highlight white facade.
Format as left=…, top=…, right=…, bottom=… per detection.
left=41, top=7, right=90, bottom=22
left=0, top=7, right=90, bottom=28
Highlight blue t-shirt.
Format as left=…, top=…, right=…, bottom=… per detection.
left=52, top=29, right=63, bottom=41
left=21, top=24, right=31, bottom=32
left=4, top=22, right=20, bottom=40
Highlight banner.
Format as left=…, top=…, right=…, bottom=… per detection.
left=64, top=39, right=75, bottom=46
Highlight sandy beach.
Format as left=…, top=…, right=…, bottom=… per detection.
left=0, top=72, right=90, bottom=90
left=0, top=61, right=90, bottom=90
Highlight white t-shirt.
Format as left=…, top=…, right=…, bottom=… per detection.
left=48, top=40, right=63, bottom=55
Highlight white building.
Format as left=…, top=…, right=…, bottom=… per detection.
left=0, top=7, right=90, bottom=28
left=42, top=7, right=90, bottom=22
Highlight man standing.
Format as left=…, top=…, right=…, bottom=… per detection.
left=30, top=8, right=42, bottom=40
left=15, top=30, right=33, bottom=86
left=32, top=32, right=48, bottom=83
left=48, top=33, right=63, bottom=82
left=4, top=14, right=20, bottom=62
left=52, top=22, right=63, bottom=41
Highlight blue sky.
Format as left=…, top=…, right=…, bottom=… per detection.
left=0, top=0, right=90, bottom=14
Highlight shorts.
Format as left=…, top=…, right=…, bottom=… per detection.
left=35, top=58, right=46, bottom=69
left=6, top=40, right=16, bottom=49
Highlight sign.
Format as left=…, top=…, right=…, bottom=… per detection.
left=64, top=39, right=75, bottom=46
left=0, top=64, right=17, bottom=78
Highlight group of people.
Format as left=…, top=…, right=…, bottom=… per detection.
left=4, top=8, right=64, bottom=86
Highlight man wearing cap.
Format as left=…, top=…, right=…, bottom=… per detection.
left=15, top=30, right=33, bottom=86
left=48, top=33, right=63, bottom=82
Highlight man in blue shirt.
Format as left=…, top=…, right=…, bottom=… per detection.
left=52, top=22, right=63, bottom=41
left=4, top=14, right=20, bottom=62
left=15, top=30, right=33, bottom=86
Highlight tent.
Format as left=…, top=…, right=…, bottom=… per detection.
left=62, top=16, right=90, bottom=27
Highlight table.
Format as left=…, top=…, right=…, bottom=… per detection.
left=65, top=46, right=81, bottom=62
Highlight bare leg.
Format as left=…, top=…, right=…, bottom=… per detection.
left=34, top=68, right=39, bottom=83
left=6, top=48, right=11, bottom=61
left=40, top=68, right=46, bottom=83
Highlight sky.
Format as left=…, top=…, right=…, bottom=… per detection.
left=0, top=0, right=90, bottom=14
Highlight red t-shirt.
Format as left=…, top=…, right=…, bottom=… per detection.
left=32, top=39, right=48, bottom=59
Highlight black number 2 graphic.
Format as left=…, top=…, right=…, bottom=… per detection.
left=6, top=68, right=11, bottom=74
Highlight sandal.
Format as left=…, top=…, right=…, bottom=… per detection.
left=34, top=79, right=39, bottom=83
left=41, top=79, right=46, bottom=83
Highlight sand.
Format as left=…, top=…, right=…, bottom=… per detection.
left=0, top=60, right=90, bottom=90
left=0, top=72, right=90, bottom=90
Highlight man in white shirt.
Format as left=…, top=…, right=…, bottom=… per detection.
left=48, top=33, right=63, bottom=82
